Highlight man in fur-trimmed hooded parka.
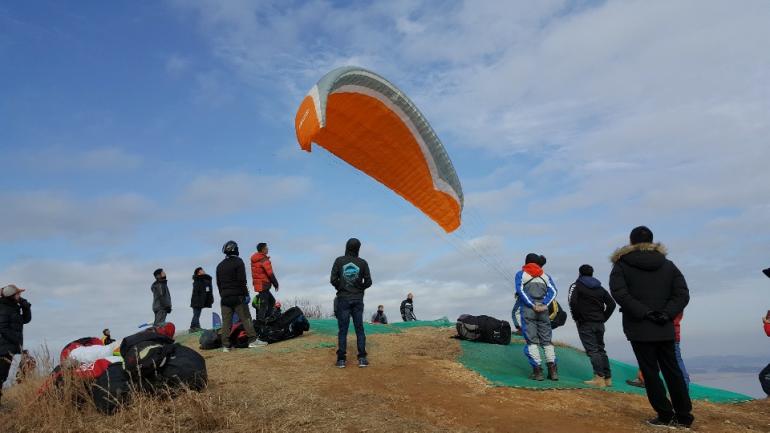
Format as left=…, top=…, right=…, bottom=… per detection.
left=609, top=226, right=692, bottom=429
left=514, top=253, right=558, bottom=382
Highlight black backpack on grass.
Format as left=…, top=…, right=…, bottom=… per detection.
left=120, top=333, right=176, bottom=380
left=159, top=345, right=207, bottom=392
left=456, top=314, right=511, bottom=345
left=257, top=306, right=310, bottom=343
left=198, top=329, right=222, bottom=350
left=91, top=362, right=131, bottom=415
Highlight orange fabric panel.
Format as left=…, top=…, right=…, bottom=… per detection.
left=299, top=92, right=461, bottom=232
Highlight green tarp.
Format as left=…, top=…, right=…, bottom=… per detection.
left=458, top=338, right=753, bottom=403
left=309, top=318, right=452, bottom=336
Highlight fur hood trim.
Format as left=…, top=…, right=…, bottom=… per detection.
left=610, top=242, right=668, bottom=263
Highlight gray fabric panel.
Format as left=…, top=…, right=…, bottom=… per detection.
left=315, top=67, right=463, bottom=206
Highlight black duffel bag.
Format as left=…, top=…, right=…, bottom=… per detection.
left=91, top=362, right=131, bottom=415
left=456, top=314, right=511, bottom=345
left=257, top=306, right=310, bottom=343
left=159, top=345, right=207, bottom=392
left=198, top=329, right=222, bottom=350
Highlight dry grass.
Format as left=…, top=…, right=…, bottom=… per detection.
left=3, top=326, right=770, bottom=433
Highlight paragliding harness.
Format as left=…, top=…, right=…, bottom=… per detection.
left=522, top=275, right=566, bottom=329
left=256, top=306, right=310, bottom=343
left=120, top=332, right=176, bottom=381
left=455, top=314, right=512, bottom=345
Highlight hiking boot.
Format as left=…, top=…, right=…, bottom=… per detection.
left=604, top=376, right=613, bottom=387
left=626, top=378, right=645, bottom=388
left=529, top=366, right=545, bottom=381
left=583, top=375, right=606, bottom=387
left=222, top=347, right=230, bottom=353
left=336, top=359, right=346, bottom=369
left=547, top=362, right=559, bottom=381
left=248, top=339, right=267, bottom=348
left=358, top=357, right=369, bottom=368
left=645, top=417, right=675, bottom=429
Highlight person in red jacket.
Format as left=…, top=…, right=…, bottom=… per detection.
left=251, top=242, right=279, bottom=324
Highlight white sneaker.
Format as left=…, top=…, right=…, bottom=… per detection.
left=222, top=347, right=230, bottom=353
left=248, top=340, right=267, bottom=348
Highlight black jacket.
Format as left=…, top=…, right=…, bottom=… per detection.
left=151, top=278, right=172, bottom=313
left=217, top=255, right=249, bottom=306
left=609, top=243, right=690, bottom=342
left=190, top=274, right=214, bottom=309
left=330, top=238, right=372, bottom=300
left=400, top=299, right=417, bottom=321
left=0, top=296, right=32, bottom=355
left=568, top=276, right=616, bottom=324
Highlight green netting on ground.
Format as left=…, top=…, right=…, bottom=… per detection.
left=309, top=318, right=452, bottom=336
left=458, top=339, right=752, bottom=403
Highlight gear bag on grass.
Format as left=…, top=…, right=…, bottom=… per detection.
left=120, top=331, right=176, bottom=380
left=456, top=314, right=511, bottom=345
left=91, top=362, right=131, bottom=415
left=199, top=329, right=222, bottom=350
left=228, top=322, right=250, bottom=348
left=159, top=345, right=207, bottom=392
left=256, top=306, right=310, bottom=343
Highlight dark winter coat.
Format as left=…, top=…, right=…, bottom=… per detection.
left=400, top=299, right=417, bottom=321
left=609, top=243, right=690, bottom=342
left=568, top=276, right=616, bottom=324
left=0, top=296, right=32, bottom=355
left=151, top=278, right=172, bottom=313
left=191, top=274, right=214, bottom=309
left=330, top=238, right=372, bottom=300
left=216, top=256, right=249, bottom=306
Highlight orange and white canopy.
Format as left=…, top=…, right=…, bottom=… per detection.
left=295, top=67, right=464, bottom=232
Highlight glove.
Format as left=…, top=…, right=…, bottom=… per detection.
left=645, top=311, right=669, bottom=325
left=18, top=298, right=31, bottom=308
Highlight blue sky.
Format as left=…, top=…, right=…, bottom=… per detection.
left=1, top=0, right=770, bottom=380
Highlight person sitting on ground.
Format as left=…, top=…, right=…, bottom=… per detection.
left=515, top=253, right=559, bottom=381
left=568, top=264, right=616, bottom=388
left=371, top=305, right=388, bottom=324
left=610, top=226, right=692, bottom=429
left=0, top=284, right=32, bottom=405
left=331, top=238, right=372, bottom=369
left=15, top=349, right=37, bottom=384
left=151, top=268, right=172, bottom=326
left=190, top=267, right=214, bottom=332
left=400, top=293, right=417, bottom=322
left=217, top=241, right=263, bottom=352
left=102, top=328, right=115, bottom=345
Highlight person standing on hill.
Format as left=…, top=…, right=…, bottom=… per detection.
left=400, top=293, right=417, bottom=322
left=0, top=284, right=32, bottom=405
left=151, top=269, right=172, bottom=326
left=217, top=241, right=262, bottom=352
left=568, top=264, right=616, bottom=387
left=515, top=253, right=558, bottom=381
left=610, top=226, right=692, bottom=429
left=331, top=238, right=372, bottom=368
left=760, top=269, right=770, bottom=396
left=251, top=242, right=279, bottom=325
left=190, top=267, right=214, bottom=332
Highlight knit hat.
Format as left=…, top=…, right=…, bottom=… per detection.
left=1, top=284, right=22, bottom=298
left=525, top=253, right=546, bottom=266
left=629, top=226, right=654, bottom=245
left=153, top=268, right=164, bottom=278
left=579, top=264, right=594, bottom=277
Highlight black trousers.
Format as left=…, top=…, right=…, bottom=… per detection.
left=256, top=290, right=275, bottom=323
left=631, top=341, right=693, bottom=424
left=577, top=322, right=611, bottom=378
left=0, top=353, right=13, bottom=398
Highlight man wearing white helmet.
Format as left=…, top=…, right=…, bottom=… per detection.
left=0, top=284, right=32, bottom=405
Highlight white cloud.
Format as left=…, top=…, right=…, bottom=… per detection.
left=180, top=172, right=311, bottom=214
left=10, top=146, right=143, bottom=172
left=165, top=53, right=190, bottom=76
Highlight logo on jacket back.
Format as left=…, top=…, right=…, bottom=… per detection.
left=342, top=263, right=360, bottom=282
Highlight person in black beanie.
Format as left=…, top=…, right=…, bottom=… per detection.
left=609, top=226, right=692, bottom=428
left=569, top=264, right=615, bottom=387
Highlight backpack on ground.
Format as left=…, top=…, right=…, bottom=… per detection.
left=90, top=362, right=131, bottom=415
left=257, top=306, right=310, bottom=343
left=198, top=329, right=222, bottom=350
left=456, top=314, right=511, bottom=345
left=228, top=322, right=250, bottom=348
left=159, top=345, right=207, bottom=392
left=120, top=332, right=176, bottom=380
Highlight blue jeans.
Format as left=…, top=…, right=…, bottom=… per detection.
left=191, top=307, right=202, bottom=329
left=675, top=342, right=690, bottom=386
left=335, top=297, right=366, bottom=361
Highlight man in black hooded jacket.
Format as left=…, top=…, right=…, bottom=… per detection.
left=569, top=264, right=615, bottom=387
left=0, top=284, right=32, bottom=405
left=216, top=241, right=261, bottom=351
left=610, top=226, right=692, bottom=429
left=331, top=238, right=372, bottom=368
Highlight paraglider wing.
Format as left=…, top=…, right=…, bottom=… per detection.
left=295, top=66, right=464, bottom=232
